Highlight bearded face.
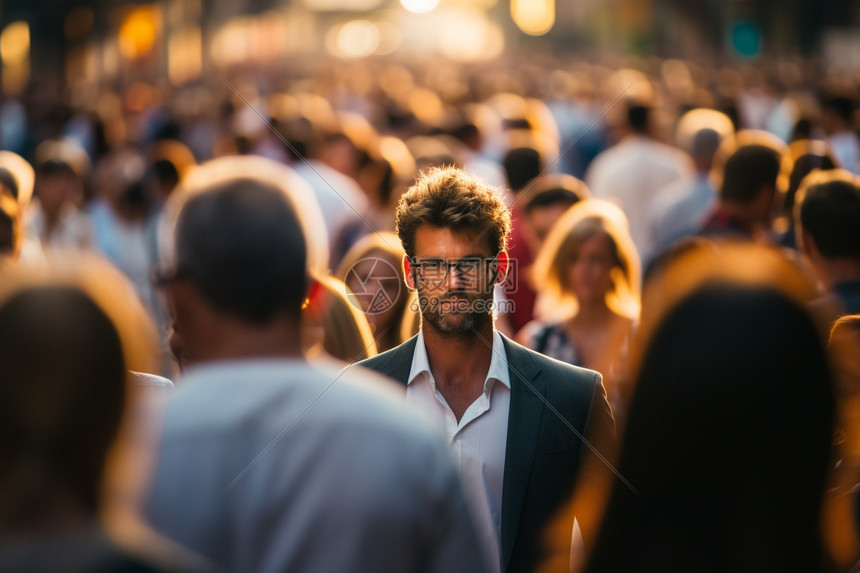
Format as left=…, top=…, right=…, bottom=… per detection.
left=408, top=226, right=500, bottom=340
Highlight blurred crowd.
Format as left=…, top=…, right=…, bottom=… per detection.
left=2, top=51, right=860, bottom=573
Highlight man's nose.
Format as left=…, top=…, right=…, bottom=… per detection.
left=445, top=262, right=463, bottom=291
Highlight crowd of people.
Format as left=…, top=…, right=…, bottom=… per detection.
left=1, top=52, right=860, bottom=573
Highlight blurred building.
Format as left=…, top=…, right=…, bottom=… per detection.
left=0, top=0, right=858, bottom=97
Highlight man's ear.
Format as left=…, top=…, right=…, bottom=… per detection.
left=494, top=251, right=510, bottom=284
left=799, top=227, right=819, bottom=260
left=163, top=279, right=198, bottom=343
left=402, top=255, right=416, bottom=289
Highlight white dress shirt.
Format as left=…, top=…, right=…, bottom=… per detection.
left=407, top=330, right=511, bottom=573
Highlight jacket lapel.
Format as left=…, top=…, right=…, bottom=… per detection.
left=499, top=334, right=545, bottom=571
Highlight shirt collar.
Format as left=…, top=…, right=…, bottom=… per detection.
left=407, top=329, right=511, bottom=391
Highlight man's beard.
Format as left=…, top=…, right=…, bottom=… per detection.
left=416, top=286, right=494, bottom=340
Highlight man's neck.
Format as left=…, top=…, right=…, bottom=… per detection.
left=572, top=300, right=613, bottom=327
left=191, top=317, right=304, bottom=364
left=422, top=321, right=495, bottom=393
left=818, top=258, right=860, bottom=290
left=712, top=201, right=767, bottom=236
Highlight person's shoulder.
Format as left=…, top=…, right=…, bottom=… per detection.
left=503, top=333, right=600, bottom=387
left=354, top=335, right=418, bottom=374
left=317, top=355, right=441, bottom=437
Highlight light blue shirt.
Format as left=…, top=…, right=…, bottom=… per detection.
left=145, top=357, right=488, bottom=573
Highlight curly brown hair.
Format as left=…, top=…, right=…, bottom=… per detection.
left=395, top=166, right=511, bottom=258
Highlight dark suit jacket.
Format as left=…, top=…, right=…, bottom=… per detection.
left=357, top=332, right=615, bottom=573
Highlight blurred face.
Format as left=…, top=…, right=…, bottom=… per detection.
left=524, top=203, right=570, bottom=256
left=566, top=232, right=617, bottom=305
left=344, top=251, right=402, bottom=334
left=35, top=172, right=76, bottom=215
left=406, top=226, right=502, bottom=338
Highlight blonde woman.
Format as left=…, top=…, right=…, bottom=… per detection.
left=336, top=231, right=418, bottom=353
left=303, top=274, right=378, bottom=363
left=517, top=199, right=640, bottom=410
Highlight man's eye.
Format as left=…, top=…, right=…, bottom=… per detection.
left=421, top=260, right=446, bottom=279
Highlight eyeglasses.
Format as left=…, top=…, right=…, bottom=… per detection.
left=410, top=255, right=498, bottom=285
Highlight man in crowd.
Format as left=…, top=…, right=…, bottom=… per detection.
left=647, top=108, right=734, bottom=260
left=145, top=157, right=487, bottom=573
left=699, top=139, right=782, bottom=241
left=358, top=166, right=615, bottom=573
left=586, top=103, right=692, bottom=261
left=796, top=169, right=860, bottom=321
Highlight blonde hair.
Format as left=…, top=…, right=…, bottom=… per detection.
left=307, top=275, right=377, bottom=363
left=336, top=231, right=419, bottom=348
left=531, top=199, right=640, bottom=318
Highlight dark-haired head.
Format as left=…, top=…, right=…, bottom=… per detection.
left=0, top=286, right=126, bottom=527
left=797, top=170, right=860, bottom=261
left=503, top=146, right=542, bottom=193
left=173, top=177, right=308, bottom=325
left=627, top=104, right=651, bottom=135
left=586, top=282, right=835, bottom=573
left=720, top=144, right=781, bottom=204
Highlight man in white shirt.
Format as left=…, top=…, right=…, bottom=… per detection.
left=822, top=95, right=860, bottom=175
left=144, top=157, right=487, bottom=573
left=358, top=167, right=615, bottom=572
left=586, top=104, right=692, bottom=262
left=647, top=109, right=734, bottom=262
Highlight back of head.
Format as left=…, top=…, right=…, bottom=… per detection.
left=174, top=177, right=308, bottom=324
left=720, top=144, right=781, bottom=204
left=586, top=283, right=834, bottom=573
left=522, top=174, right=590, bottom=215
left=627, top=104, right=651, bottom=135
left=821, top=95, right=854, bottom=127
left=0, top=286, right=126, bottom=526
left=779, top=143, right=837, bottom=215
left=675, top=108, right=734, bottom=159
left=503, top=146, right=542, bottom=192
left=797, top=170, right=860, bottom=260
left=690, top=128, right=722, bottom=162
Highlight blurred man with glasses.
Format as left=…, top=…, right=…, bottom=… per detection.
left=358, top=167, right=615, bottom=573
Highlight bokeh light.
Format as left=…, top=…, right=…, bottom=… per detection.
left=511, top=0, right=555, bottom=37
left=400, top=0, right=440, bottom=15
left=731, top=21, right=762, bottom=58
left=168, top=26, right=202, bottom=85
left=0, top=21, right=30, bottom=66
left=326, top=20, right=381, bottom=60
left=303, top=0, right=384, bottom=10
left=437, top=8, right=504, bottom=62
left=211, top=18, right=252, bottom=69
left=118, top=6, right=159, bottom=60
